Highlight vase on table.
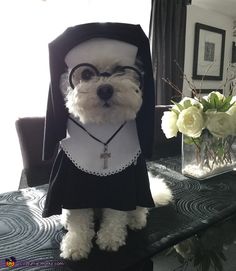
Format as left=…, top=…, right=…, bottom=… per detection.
left=182, top=130, right=236, bottom=180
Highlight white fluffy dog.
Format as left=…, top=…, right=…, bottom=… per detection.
left=55, top=38, right=173, bottom=260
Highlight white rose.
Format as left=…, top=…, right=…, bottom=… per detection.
left=227, top=105, right=236, bottom=135
left=206, top=91, right=225, bottom=102
left=205, top=111, right=234, bottom=138
left=161, top=111, right=178, bottom=138
left=176, top=106, right=204, bottom=138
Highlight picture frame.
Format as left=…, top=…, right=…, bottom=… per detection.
left=232, top=42, right=236, bottom=63
left=191, top=89, right=223, bottom=98
left=192, top=23, right=225, bottom=81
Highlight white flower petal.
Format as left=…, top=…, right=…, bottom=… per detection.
left=161, top=111, right=178, bottom=138
left=176, top=106, right=204, bottom=138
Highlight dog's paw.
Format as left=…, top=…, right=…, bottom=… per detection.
left=127, top=207, right=148, bottom=230
left=60, top=249, right=87, bottom=261
left=128, top=215, right=147, bottom=230
left=96, top=229, right=126, bottom=251
left=60, top=232, right=92, bottom=260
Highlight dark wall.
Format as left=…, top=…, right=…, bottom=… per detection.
left=151, top=105, right=181, bottom=160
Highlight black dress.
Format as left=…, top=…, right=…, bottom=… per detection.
left=42, top=149, right=155, bottom=218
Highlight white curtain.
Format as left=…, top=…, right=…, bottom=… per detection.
left=0, top=0, right=151, bottom=192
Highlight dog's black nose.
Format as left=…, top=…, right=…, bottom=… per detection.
left=97, top=84, right=114, bottom=101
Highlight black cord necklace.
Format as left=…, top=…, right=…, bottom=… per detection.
left=68, top=116, right=126, bottom=169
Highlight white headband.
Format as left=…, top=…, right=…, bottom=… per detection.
left=65, top=38, right=138, bottom=68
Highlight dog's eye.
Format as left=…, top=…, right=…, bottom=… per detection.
left=113, top=66, right=143, bottom=89
left=113, top=67, right=126, bottom=76
left=81, top=69, right=95, bottom=81
left=69, top=64, right=98, bottom=88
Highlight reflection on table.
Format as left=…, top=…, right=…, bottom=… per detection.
left=0, top=157, right=235, bottom=271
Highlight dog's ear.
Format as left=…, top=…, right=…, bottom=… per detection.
left=135, top=58, right=144, bottom=86
left=59, top=72, right=70, bottom=98
left=135, top=58, right=143, bottom=73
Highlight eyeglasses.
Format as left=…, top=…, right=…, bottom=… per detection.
left=68, top=63, right=143, bottom=90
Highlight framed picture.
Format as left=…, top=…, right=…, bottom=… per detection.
left=191, top=89, right=223, bottom=98
left=192, top=23, right=225, bottom=80
left=232, top=42, right=236, bottom=63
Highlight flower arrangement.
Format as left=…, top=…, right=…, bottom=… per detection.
left=161, top=67, right=236, bottom=179
left=162, top=92, right=236, bottom=140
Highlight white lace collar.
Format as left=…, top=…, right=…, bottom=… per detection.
left=60, top=116, right=141, bottom=176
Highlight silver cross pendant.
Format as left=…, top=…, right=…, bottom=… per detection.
left=100, top=145, right=111, bottom=169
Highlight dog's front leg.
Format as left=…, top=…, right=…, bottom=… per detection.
left=127, top=207, right=148, bottom=230
left=60, top=208, right=95, bottom=260
left=96, top=208, right=128, bottom=251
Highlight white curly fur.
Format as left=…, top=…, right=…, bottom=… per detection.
left=149, top=173, right=174, bottom=206
left=59, top=58, right=173, bottom=260
left=60, top=60, right=142, bottom=124
left=60, top=209, right=95, bottom=260
left=67, top=78, right=142, bottom=124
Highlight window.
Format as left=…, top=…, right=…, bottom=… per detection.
left=0, top=0, right=151, bottom=192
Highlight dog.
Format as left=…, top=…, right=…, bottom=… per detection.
left=51, top=38, right=172, bottom=260
left=42, top=24, right=172, bottom=261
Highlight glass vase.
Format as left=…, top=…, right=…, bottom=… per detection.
left=182, top=130, right=236, bottom=180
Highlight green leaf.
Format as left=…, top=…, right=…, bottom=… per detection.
left=184, top=136, right=195, bottom=145
left=224, top=95, right=233, bottom=104
left=183, top=99, right=192, bottom=109
left=172, top=108, right=180, bottom=116
left=209, top=93, right=220, bottom=109
left=218, top=95, right=233, bottom=112
left=217, top=147, right=224, bottom=157
left=171, top=100, right=184, bottom=111
left=200, top=98, right=211, bottom=111
left=219, top=101, right=235, bottom=112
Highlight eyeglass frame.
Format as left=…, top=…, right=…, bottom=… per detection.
left=68, top=63, right=143, bottom=90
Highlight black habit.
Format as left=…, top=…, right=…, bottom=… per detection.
left=42, top=23, right=155, bottom=218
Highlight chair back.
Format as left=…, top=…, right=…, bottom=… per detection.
left=15, top=117, right=55, bottom=188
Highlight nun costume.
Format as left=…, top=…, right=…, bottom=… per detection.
left=42, top=23, right=155, bottom=218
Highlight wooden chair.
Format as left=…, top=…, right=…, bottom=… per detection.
left=15, top=117, right=55, bottom=189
